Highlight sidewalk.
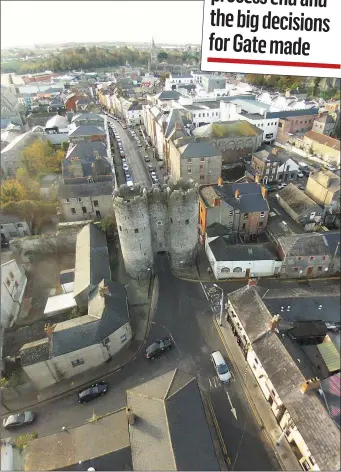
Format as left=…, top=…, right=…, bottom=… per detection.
left=214, top=316, right=301, bottom=471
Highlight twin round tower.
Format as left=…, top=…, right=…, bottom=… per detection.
left=113, top=180, right=199, bottom=279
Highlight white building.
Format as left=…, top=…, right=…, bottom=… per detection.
left=0, top=212, right=31, bottom=242
left=165, top=74, right=194, bottom=91
left=220, top=98, right=279, bottom=144
left=143, top=104, right=170, bottom=160
left=205, top=234, right=282, bottom=279
left=1, top=259, right=27, bottom=328
left=174, top=96, right=221, bottom=128
left=276, top=156, right=300, bottom=182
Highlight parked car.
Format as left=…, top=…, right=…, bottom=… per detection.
left=265, top=185, right=276, bottom=192
left=145, top=338, right=172, bottom=359
left=3, top=411, right=36, bottom=429
left=78, top=381, right=108, bottom=403
left=278, top=183, right=288, bottom=190
left=297, top=172, right=304, bottom=178
left=123, top=164, right=129, bottom=171
left=148, top=165, right=156, bottom=172
left=211, top=351, right=231, bottom=383
left=144, top=156, right=151, bottom=162
left=1, top=239, right=9, bottom=248
left=151, top=176, right=159, bottom=184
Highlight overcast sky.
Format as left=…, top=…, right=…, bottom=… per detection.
left=1, top=1, right=204, bottom=49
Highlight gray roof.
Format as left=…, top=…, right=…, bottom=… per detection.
left=209, top=238, right=278, bottom=262
left=156, top=90, right=182, bottom=100
left=73, top=223, right=111, bottom=299
left=71, top=112, right=104, bottom=123
left=19, top=338, right=50, bottom=367
left=201, top=182, right=269, bottom=213
left=277, top=233, right=330, bottom=257
left=322, top=231, right=340, bottom=257
left=229, top=286, right=340, bottom=471
left=24, top=409, right=132, bottom=471
left=59, top=180, right=113, bottom=198
left=164, top=108, right=191, bottom=140
left=59, top=269, right=75, bottom=285
left=51, top=280, right=128, bottom=356
left=278, top=183, right=323, bottom=216
left=179, top=140, right=221, bottom=159
left=206, top=222, right=230, bottom=238
left=127, top=369, right=219, bottom=471
left=69, top=124, right=105, bottom=137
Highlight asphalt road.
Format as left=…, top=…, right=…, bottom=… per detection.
left=2, top=256, right=280, bottom=471
left=108, top=118, right=152, bottom=188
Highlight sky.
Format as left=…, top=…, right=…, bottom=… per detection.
left=1, top=1, right=204, bottom=49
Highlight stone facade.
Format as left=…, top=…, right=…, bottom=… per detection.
left=113, top=180, right=199, bottom=278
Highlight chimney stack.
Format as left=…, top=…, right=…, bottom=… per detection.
left=126, top=407, right=135, bottom=426
left=217, top=177, right=223, bottom=187
left=300, top=377, right=320, bottom=394
left=235, top=188, right=240, bottom=199
left=261, top=186, right=268, bottom=199
left=268, top=315, right=281, bottom=332
left=255, top=174, right=260, bottom=183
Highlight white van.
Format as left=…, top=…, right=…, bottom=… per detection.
left=211, top=351, right=231, bottom=383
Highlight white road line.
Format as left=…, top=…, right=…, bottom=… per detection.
left=209, top=378, right=213, bottom=388
left=200, top=281, right=209, bottom=301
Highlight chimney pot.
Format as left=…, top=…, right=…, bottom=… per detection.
left=235, top=188, right=240, bottom=199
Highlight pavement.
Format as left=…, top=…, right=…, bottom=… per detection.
left=213, top=315, right=301, bottom=471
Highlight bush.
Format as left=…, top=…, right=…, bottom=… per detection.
left=15, top=432, right=38, bottom=449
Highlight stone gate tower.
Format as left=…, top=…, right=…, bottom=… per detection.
left=113, top=180, right=199, bottom=279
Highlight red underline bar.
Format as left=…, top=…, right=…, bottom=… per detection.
left=207, top=57, right=341, bottom=70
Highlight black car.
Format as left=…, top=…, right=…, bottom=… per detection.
left=144, top=156, right=151, bottom=162
left=78, top=381, right=108, bottom=403
left=145, top=338, right=172, bottom=359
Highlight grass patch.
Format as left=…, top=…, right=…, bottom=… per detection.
left=15, top=432, right=38, bottom=449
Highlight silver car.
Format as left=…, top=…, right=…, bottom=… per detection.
left=3, top=411, right=36, bottom=429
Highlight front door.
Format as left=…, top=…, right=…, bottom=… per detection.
left=245, top=268, right=251, bottom=278
left=307, top=266, right=314, bottom=277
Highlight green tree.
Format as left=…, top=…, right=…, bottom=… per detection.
left=157, top=52, right=168, bottom=62
left=21, top=140, right=65, bottom=177
left=97, top=211, right=117, bottom=241
left=0, top=179, right=27, bottom=205
left=159, top=72, right=170, bottom=85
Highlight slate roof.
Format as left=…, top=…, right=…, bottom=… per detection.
left=229, top=285, right=340, bottom=471
left=278, top=183, right=323, bottom=216
left=51, top=281, right=128, bottom=356
left=19, top=338, right=50, bottom=367
left=69, top=124, right=105, bottom=137
left=323, top=231, right=341, bottom=257
left=179, top=140, right=221, bottom=159
left=65, top=140, right=107, bottom=161
left=320, top=373, right=341, bottom=428
left=277, top=233, right=330, bottom=257
left=156, top=90, right=182, bottom=101
left=206, top=222, right=230, bottom=238
left=45, top=114, right=69, bottom=129
left=73, top=223, right=111, bottom=300
left=59, top=180, right=113, bottom=198
left=200, top=182, right=269, bottom=213
left=253, top=149, right=281, bottom=163
left=71, top=112, right=104, bottom=123
left=209, top=238, right=278, bottom=262
left=193, top=120, right=262, bottom=139
left=164, top=108, right=191, bottom=140
left=127, top=369, right=219, bottom=471
left=24, top=409, right=132, bottom=471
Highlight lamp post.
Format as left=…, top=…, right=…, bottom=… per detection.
left=213, top=284, right=224, bottom=326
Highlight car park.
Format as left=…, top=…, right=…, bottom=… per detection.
left=145, top=338, right=172, bottom=359
left=78, top=381, right=108, bottom=403
left=211, top=351, right=231, bottom=383
left=3, top=411, right=36, bottom=429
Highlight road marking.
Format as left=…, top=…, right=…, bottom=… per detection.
left=200, top=281, right=209, bottom=301
left=226, top=391, right=238, bottom=420
left=205, top=393, right=229, bottom=459
left=209, top=378, right=213, bottom=388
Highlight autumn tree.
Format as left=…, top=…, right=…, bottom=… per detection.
left=16, top=168, right=40, bottom=200
left=21, top=140, right=65, bottom=177
left=0, top=179, right=27, bottom=205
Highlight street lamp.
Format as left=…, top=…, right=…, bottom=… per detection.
left=213, top=284, right=224, bottom=327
